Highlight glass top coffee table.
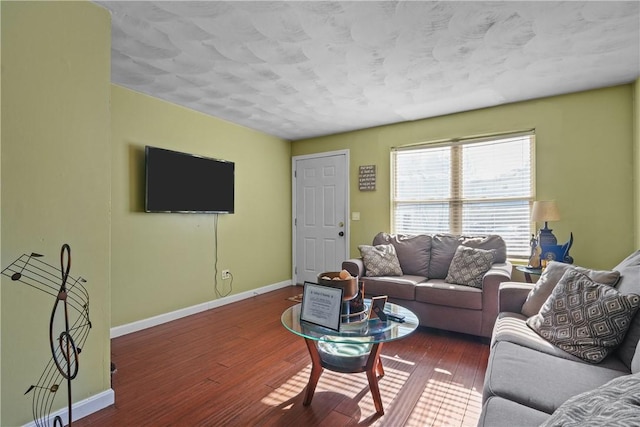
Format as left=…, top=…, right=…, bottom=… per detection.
left=281, top=300, right=419, bottom=415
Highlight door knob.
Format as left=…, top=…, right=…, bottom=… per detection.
left=338, top=231, right=344, bottom=237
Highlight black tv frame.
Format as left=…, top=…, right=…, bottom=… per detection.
left=144, top=146, right=235, bottom=214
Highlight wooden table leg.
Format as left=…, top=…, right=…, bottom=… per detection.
left=303, top=338, right=324, bottom=406
left=302, top=339, right=386, bottom=415
left=375, top=355, right=385, bottom=378
left=365, top=343, right=385, bottom=415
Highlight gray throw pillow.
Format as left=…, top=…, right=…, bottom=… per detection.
left=527, top=269, right=640, bottom=363
left=358, top=244, right=403, bottom=277
left=372, top=232, right=431, bottom=277
left=541, top=373, right=640, bottom=427
left=521, top=261, right=621, bottom=318
left=445, top=246, right=495, bottom=288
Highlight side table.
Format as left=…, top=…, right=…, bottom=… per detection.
left=515, top=265, right=542, bottom=283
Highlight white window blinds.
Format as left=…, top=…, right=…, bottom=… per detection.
left=392, top=133, right=535, bottom=258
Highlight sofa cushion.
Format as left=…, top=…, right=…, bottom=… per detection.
left=445, top=246, right=495, bottom=288
left=541, top=373, right=640, bottom=427
left=527, top=269, right=640, bottom=364
left=415, top=279, right=482, bottom=310
left=460, top=234, right=507, bottom=263
left=484, top=340, right=626, bottom=414
left=521, top=261, right=621, bottom=317
left=429, top=233, right=507, bottom=279
left=491, top=312, right=629, bottom=371
left=479, top=396, right=550, bottom=427
left=372, top=232, right=431, bottom=277
left=612, top=250, right=640, bottom=371
left=614, top=250, right=640, bottom=295
left=492, top=312, right=584, bottom=361
left=429, top=234, right=460, bottom=279
left=361, top=275, right=423, bottom=300
left=358, top=244, right=403, bottom=277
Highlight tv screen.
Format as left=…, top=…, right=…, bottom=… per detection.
left=145, top=146, right=234, bottom=213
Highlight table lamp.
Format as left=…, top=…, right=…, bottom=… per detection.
left=531, top=200, right=560, bottom=246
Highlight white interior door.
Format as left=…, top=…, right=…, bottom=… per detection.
left=293, top=151, right=349, bottom=285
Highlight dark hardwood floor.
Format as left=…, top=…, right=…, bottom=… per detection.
left=75, top=286, right=489, bottom=426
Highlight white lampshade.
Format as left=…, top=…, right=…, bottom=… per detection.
left=531, top=200, right=560, bottom=222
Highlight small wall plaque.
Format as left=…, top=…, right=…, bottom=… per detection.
left=359, top=165, right=376, bottom=191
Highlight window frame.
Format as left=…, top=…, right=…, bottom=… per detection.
left=391, top=131, right=536, bottom=259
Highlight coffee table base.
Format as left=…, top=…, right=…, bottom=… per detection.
left=302, top=338, right=386, bottom=415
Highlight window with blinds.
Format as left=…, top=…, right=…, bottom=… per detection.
left=392, top=132, right=535, bottom=258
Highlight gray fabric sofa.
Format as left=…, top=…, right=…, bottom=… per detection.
left=342, top=232, right=513, bottom=338
left=479, top=250, right=640, bottom=426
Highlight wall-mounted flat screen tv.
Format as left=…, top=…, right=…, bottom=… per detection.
left=145, top=146, right=234, bottom=213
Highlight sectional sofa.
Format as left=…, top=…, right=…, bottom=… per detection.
left=479, top=251, right=640, bottom=426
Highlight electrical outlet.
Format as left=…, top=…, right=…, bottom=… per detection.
left=221, top=269, right=231, bottom=280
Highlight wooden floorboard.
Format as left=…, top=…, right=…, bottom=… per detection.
left=74, top=286, right=490, bottom=427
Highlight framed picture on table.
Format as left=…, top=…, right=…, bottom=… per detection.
left=300, top=281, right=344, bottom=331
left=368, top=295, right=388, bottom=321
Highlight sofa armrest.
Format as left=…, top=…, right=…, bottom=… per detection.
left=498, top=281, right=534, bottom=314
left=480, top=262, right=513, bottom=337
left=342, top=258, right=365, bottom=278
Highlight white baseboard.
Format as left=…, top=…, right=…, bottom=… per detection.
left=23, top=388, right=115, bottom=427
left=20, top=282, right=293, bottom=426
left=111, top=280, right=294, bottom=338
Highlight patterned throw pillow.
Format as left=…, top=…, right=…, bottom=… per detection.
left=521, top=261, right=621, bottom=318
left=541, top=373, right=640, bottom=427
left=527, top=269, right=640, bottom=363
left=358, top=244, right=403, bottom=277
left=445, top=246, right=495, bottom=288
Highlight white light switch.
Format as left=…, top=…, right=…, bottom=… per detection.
left=351, top=212, right=360, bottom=221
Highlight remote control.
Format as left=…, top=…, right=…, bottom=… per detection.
left=386, top=313, right=406, bottom=322
left=373, top=305, right=387, bottom=321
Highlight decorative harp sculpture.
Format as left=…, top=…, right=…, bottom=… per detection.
left=1, top=244, right=91, bottom=427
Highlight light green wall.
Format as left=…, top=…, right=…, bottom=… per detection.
left=292, top=85, right=636, bottom=270
left=0, top=2, right=637, bottom=424
left=634, top=78, right=640, bottom=249
left=1, top=2, right=111, bottom=426
left=111, top=86, right=292, bottom=327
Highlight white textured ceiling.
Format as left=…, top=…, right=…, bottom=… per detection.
left=95, top=1, right=640, bottom=140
